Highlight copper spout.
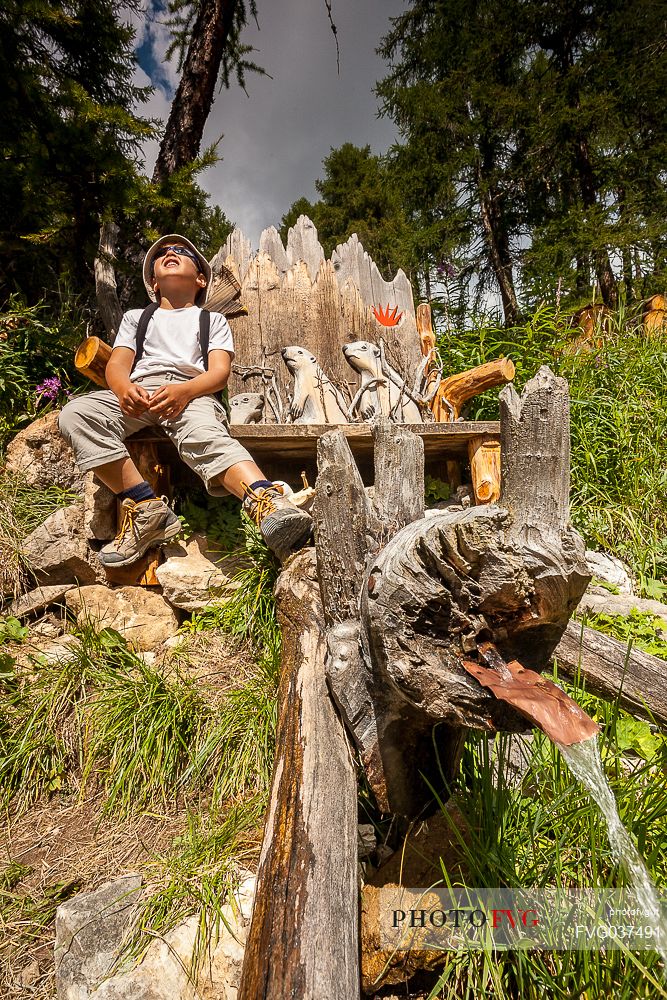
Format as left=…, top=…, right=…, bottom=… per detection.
left=461, top=642, right=600, bottom=746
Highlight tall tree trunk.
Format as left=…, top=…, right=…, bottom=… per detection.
left=152, top=0, right=240, bottom=185
left=476, top=165, right=519, bottom=325
left=94, top=220, right=123, bottom=340
left=574, top=136, right=618, bottom=307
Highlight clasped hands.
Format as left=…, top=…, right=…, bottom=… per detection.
left=117, top=381, right=193, bottom=420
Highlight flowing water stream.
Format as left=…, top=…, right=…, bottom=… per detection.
left=557, top=735, right=667, bottom=967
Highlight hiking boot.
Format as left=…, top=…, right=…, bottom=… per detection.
left=242, top=482, right=313, bottom=562
left=99, top=497, right=182, bottom=567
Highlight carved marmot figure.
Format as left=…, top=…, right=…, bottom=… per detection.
left=281, top=346, right=348, bottom=424
left=229, top=392, right=265, bottom=424
left=342, top=341, right=422, bottom=422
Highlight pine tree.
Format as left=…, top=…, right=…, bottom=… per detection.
left=0, top=0, right=153, bottom=303
left=280, top=144, right=420, bottom=284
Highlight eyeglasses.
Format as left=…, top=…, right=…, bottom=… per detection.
left=152, top=245, right=200, bottom=268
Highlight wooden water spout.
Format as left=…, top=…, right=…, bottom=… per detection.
left=241, top=365, right=598, bottom=999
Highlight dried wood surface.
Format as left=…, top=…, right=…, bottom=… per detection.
left=500, top=366, right=571, bottom=541
left=555, top=620, right=667, bottom=728
left=437, top=357, right=515, bottom=420
left=239, top=550, right=358, bottom=1000
left=221, top=219, right=421, bottom=414
left=310, top=367, right=590, bottom=817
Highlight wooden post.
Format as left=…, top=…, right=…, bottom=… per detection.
left=468, top=434, right=501, bottom=503
left=238, top=550, right=359, bottom=1000
left=500, top=366, right=570, bottom=540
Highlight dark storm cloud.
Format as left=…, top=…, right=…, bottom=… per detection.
left=137, top=0, right=405, bottom=246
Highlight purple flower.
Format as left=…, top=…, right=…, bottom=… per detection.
left=35, top=376, right=63, bottom=403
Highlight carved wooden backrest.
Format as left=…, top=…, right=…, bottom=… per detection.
left=210, top=216, right=423, bottom=424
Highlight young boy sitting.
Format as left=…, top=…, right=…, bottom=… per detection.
left=59, top=234, right=313, bottom=565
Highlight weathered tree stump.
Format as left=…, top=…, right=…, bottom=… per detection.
left=244, top=367, right=598, bottom=999
left=312, top=368, right=590, bottom=817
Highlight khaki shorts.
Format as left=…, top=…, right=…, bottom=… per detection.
left=59, top=374, right=253, bottom=496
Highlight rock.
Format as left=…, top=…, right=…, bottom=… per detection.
left=198, top=874, right=256, bottom=1000
left=578, top=590, right=667, bottom=628
left=358, top=824, right=376, bottom=859
left=492, top=733, right=534, bottom=789
left=9, top=584, right=74, bottom=618
left=22, top=505, right=101, bottom=586
left=156, top=535, right=240, bottom=612
left=65, top=586, right=180, bottom=651
left=54, top=875, right=142, bottom=1000
left=585, top=549, right=634, bottom=595
left=5, top=410, right=84, bottom=491
left=92, top=915, right=200, bottom=1000
left=17, top=634, right=80, bottom=668
left=83, top=473, right=117, bottom=541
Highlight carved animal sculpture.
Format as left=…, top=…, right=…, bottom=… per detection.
left=342, top=341, right=422, bottom=422
left=281, top=346, right=349, bottom=424
left=229, top=392, right=265, bottom=424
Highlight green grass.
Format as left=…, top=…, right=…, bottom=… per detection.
left=124, top=799, right=262, bottom=969
left=0, top=472, right=79, bottom=600
left=428, top=667, right=667, bottom=999
left=439, top=304, right=667, bottom=596
left=82, top=658, right=208, bottom=816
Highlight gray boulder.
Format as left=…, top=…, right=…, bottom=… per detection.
left=65, top=586, right=180, bottom=651
left=156, top=535, right=241, bottom=612
left=91, top=916, right=201, bottom=1000
left=585, top=549, right=634, bottom=596
left=9, top=583, right=74, bottom=618
left=54, top=875, right=142, bottom=1000
left=5, top=410, right=84, bottom=491
left=22, top=505, right=101, bottom=586
left=83, top=473, right=117, bottom=541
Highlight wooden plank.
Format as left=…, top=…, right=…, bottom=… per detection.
left=230, top=421, right=501, bottom=460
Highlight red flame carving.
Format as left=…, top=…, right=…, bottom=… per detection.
left=372, top=303, right=403, bottom=327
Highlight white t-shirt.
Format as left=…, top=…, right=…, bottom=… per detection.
left=114, top=306, right=235, bottom=381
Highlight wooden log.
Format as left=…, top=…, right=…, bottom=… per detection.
left=500, top=366, right=570, bottom=539
left=555, top=620, right=667, bottom=729
left=468, top=434, right=501, bottom=504
left=238, top=550, right=359, bottom=1000
left=435, top=357, right=515, bottom=421
left=94, top=220, right=122, bottom=341
left=644, top=295, right=666, bottom=338
left=75, top=337, right=112, bottom=388
left=566, top=303, right=611, bottom=353
left=416, top=302, right=436, bottom=359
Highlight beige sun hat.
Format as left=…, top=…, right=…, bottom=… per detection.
left=143, top=234, right=212, bottom=306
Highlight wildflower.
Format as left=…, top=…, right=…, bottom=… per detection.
left=35, top=376, right=63, bottom=404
